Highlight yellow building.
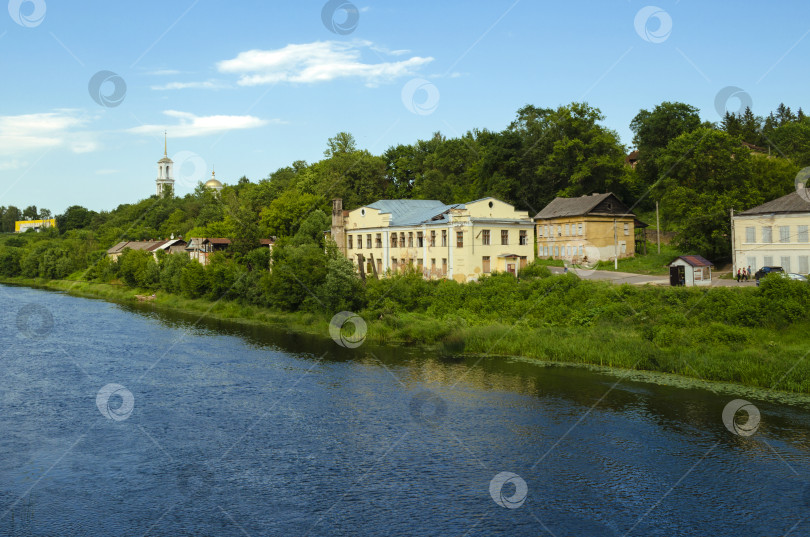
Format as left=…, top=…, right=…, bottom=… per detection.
left=535, top=193, right=637, bottom=263
left=732, top=191, right=810, bottom=275
left=331, top=197, right=535, bottom=282
left=15, top=219, right=56, bottom=233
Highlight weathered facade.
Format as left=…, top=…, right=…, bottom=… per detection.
left=106, top=239, right=187, bottom=261
left=732, top=191, right=810, bottom=275
left=535, top=193, right=637, bottom=263
left=331, top=197, right=535, bottom=282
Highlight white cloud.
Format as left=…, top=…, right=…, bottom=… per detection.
left=0, top=159, right=28, bottom=170
left=95, top=169, right=119, bottom=175
left=0, top=110, right=93, bottom=154
left=127, top=110, right=273, bottom=138
left=148, top=69, right=183, bottom=76
left=151, top=80, right=230, bottom=91
left=217, top=41, right=433, bottom=87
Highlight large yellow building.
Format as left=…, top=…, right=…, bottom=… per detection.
left=331, top=197, right=535, bottom=282
left=15, top=219, right=56, bottom=233
left=534, top=193, right=637, bottom=263
left=732, top=191, right=810, bottom=274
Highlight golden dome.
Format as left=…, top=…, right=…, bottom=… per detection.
left=204, top=178, right=222, bottom=188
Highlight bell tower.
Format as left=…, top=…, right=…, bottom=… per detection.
left=156, top=132, right=175, bottom=197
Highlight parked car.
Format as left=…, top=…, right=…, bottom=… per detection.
left=754, top=266, right=783, bottom=286
left=785, top=273, right=808, bottom=281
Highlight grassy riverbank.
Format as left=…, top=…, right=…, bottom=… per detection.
left=5, top=275, right=810, bottom=396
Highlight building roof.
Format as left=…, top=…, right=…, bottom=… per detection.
left=259, top=238, right=276, bottom=245
left=738, top=191, right=810, bottom=216
left=534, top=193, right=633, bottom=219
left=202, top=238, right=232, bottom=245
left=366, top=199, right=456, bottom=226
left=106, top=240, right=172, bottom=254
left=670, top=255, right=713, bottom=267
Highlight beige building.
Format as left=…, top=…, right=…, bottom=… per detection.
left=535, top=193, right=637, bottom=263
left=106, top=239, right=187, bottom=261
left=331, top=197, right=535, bottom=282
left=732, top=191, right=810, bottom=274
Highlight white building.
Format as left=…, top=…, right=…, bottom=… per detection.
left=156, top=133, right=175, bottom=198
left=732, top=191, right=810, bottom=275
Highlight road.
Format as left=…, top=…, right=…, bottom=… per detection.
left=547, top=267, right=756, bottom=287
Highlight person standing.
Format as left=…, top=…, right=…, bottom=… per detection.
left=747, top=266, right=752, bottom=281
left=737, top=269, right=741, bottom=283
left=742, top=268, right=747, bottom=281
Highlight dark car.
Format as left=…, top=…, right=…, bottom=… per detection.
left=754, top=266, right=784, bottom=285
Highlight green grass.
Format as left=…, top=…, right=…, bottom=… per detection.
left=594, top=243, right=686, bottom=275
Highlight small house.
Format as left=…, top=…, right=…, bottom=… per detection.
left=668, top=255, right=713, bottom=287
left=186, top=237, right=231, bottom=266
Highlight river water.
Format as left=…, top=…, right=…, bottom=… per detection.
left=1, top=284, right=809, bottom=536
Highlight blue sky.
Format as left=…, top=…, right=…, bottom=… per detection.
left=1, top=0, right=809, bottom=214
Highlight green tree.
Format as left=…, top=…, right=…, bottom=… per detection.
left=259, top=189, right=321, bottom=238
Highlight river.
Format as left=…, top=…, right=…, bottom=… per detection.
left=1, top=284, right=809, bottom=536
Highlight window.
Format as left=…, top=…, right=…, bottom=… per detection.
left=391, top=234, right=398, bottom=248
left=377, top=259, right=382, bottom=273
left=392, top=258, right=398, bottom=270
left=538, top=226, right=544, bottom=238
left=441, top=230, right=447, bottom=247
left=501, top=230, right=509, bottom=245
left=482, top=256, right=491, bottom=273
left=431, top=258, right=436, bottom=269
left=800, top=256, right=809, bottom=274
left=544, top=225, right=549, bottom=236
left=399, top=232, right=405, bottom=248
left=442, top=258, right=447, bottom=274
left=557, top=225, right=562, bottom=237
left=578, top=223, right=583, bottom=236
left=482, top=229, right=490, bottom=245
left=780, top=226, right=790, bottom=243
left=623, top=223, right=630, bottom=236
left=620, top=241, right=627, bottom=254
left=430, top=230, right=436, bottom=247
left=417, top=232, right=423, bottom=247
left=457, top=231, right=463, bottom=247
left=554, top=246, right=559, bottom=256
left=565, top=224, right=570, bottom=236
left=764, top=256, right=773, bottom=267
left=401, top=258, right=405, bottom=268
left=348, top=236, right=353, bottom=249
left=417, top=258, right=423, bottom=269
left=745, top=226, right=755, bottom=243
left=375, top=233, right=382, bottom=248
left=519, top=230, right=528, bottom=245
left=366, top=235, right=372, bottom=249
left=408, top=232, right=413, bottom=247
left=782, top=256, right=791, bottom=272
left=762, top=226, right=773, bottom=243
left=799, top=225, right=809, bottom=243
left=746, top=257, right=756, bottom=273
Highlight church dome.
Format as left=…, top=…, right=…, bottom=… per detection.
left=204, top=178, right=223, bottom=189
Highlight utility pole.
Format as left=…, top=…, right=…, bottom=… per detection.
left=614, top=217, right=618, bottom=270
left=656, top=201, right=661, bottom=254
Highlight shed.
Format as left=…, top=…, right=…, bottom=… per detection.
left=668, top=255, right=713, bottom=287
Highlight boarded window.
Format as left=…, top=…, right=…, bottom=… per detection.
left=764, top=256, right=773, bottom=267
left=800, top=256, right=809, bottom=274
left=377, top=259, right=382, bottom=273
left=623, top=223, right=630, bottom=236
left=482, top=256, right=490, bottom=273
left=442, top=258, right=447, bottom=273
left=501, top=230, right=509, bottom=245
left=399, top=233, right=405, bottom=247
left=745, top=226, right=755, bottom=243
left=781, top=256, right=791, bottom=272
left=482, top=229, right=490, bottom=245
left=417, top=258, right=423, bottom=268
left=392, top=258, right=398, bottom=270
left=762, top=226, right=772, bottom=243
left=799, top=225, right=809, bottom=243
left=391, top=234, right=398, bottom=247
left=746, top=256, right=756, bottom=273
left=780, top=226, right=790, bottom=243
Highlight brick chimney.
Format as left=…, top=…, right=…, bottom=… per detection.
left=331, top=198, right=346, bottom=255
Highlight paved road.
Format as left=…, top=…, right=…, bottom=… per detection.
left=548, top=267, right=757, bottom=287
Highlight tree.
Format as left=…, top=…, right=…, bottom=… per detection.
left=259, top=189, right=321, bottom=238
left=23, top=205, right=38, bottom=220
left=56, top=205, right=96, bottom=233
left=629, top=102, right=702, bottom=204
left=1, top=206, right=21, bottom=233
left=324, top=132, right=357, bottom=158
